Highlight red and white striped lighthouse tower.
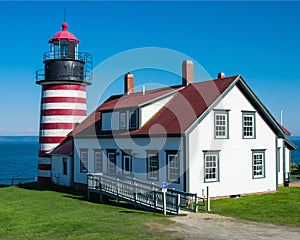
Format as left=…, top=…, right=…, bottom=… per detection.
left=36, top=22, right=92, bottom=183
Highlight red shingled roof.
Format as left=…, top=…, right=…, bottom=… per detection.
left=280, top=124, right=291, bottom=136
left=129, top=75, right=239, bottom=135
left=71, top=85, right=181, bottom=136
left=73, top=76, right=238, bottom=137
left=99, top=86, right=182, bottom=111
left=50, top=137, right=73, bottom=155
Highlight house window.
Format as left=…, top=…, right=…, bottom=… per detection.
left=243, top=112, right=256, bottom=139
left=129, top=110, right=138, bottom=130
left=119, top=112, right=127, bottom=130
left=107, top=150, right=116, bottom=175
left=63, top=157, right=67, bottom=175
left=166, top=151, right=180, bottom=183
left=147, top=152, right=159, bottom=181
left=252, top=150, right=265, bottom=179
left=94, top=150, right=103, bottom=173
left=122, top=153, right=132, bottom=174
left=214, top=111, right=229, bottom=139
left=204, top=151, right=219, bottom=182
left=80, top=149, right=88, bottom=173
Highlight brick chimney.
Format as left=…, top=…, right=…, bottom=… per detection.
left=124, top=72, right=134, bottom=94
left=218, top=72, right=225, bottom=79
left=182, top=60, right=194, bottom=86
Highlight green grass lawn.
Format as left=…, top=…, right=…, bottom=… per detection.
left=0, top=184, right=175, bottom=240
left=207, top=187, right=300, bottom=226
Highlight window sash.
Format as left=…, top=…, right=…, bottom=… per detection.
left=243, top=114, right=255, bottom=138
left=123, top=155, right=131, bottom=173
left=253, top=152, right=265, bottom=178
left=204, top=153, right=219, bottom=182
left=119, top=112, right=127, bottom=130
left=108, top=152, right=116, bottom=174
left=147, top=153, right=159, bottom=180
left=129, top=110, right=137, bottom=130
left=94, top=150, right=103, bottom=173
left=167, top=153, right=179, bottom=182
left=80, top=150, right=88, bottom=173
left=215, top=112, right=228, bottom=138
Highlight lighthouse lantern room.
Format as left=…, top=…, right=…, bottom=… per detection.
left=36, top=23, right=92, bottom=183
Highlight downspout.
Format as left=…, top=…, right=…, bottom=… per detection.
left=283, top=140, right=286, bottom=184
left=275, top=136, right=278, bottom=191
left=183, top=133, right=190, bottom=193
left=71, top=138, right=75, bottom=187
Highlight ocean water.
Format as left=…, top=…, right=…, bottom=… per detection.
left=0, top=136, right=299, bottom=185
left=290, top=137, right=300, bottom=165
left=0, top=137, right=38, bottom=185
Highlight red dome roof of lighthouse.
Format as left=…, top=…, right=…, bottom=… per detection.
left=49, top=22, right=80, bottom=44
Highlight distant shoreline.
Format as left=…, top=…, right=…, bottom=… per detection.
left=0, top=136, right=39, bottom=143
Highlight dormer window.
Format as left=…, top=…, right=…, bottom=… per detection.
left=129, top=110, right=138, bottom=130
left=119, top=112, right=127, bottom=130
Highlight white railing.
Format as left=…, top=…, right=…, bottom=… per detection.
left=87, top=173, right=198, bottom=214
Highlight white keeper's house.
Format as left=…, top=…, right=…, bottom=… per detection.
left=38, top=23, right=296, bottom=198
left=49, top=60, right=296, bottom=198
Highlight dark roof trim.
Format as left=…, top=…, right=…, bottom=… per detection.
left=185, top=75, right=240, bottom=135
left=74, top=133, right=183, bottom=139
left=284, top=139, right=297, bottom=150
left=236, top=77, right=285, bottom=138
left=98, top=86, right=182, bottom=113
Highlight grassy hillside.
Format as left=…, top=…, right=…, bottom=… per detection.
left=0, top=184, right=174, bottom=240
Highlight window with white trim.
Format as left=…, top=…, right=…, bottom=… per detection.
left=80, top=149, right=88, bottom=173
left=214, top=111, right=229, bottom=139
left=123, top=155, right=132, bottom=174
left=119, top=112, right=127, bottom=130
left=129, top=110, right=138, bottom=130
left=147, top=152, right=159, bottom=181
left=94, top=150, right=103, bottom=173
left=107, top=151, right=116, bottom=175
left=204, top=151, right=219, bottom=182
left=252, top=150, right=265, bottom=178
left=243, top=112, right=256, bottom=139
left=166, top=151, right=180, bottom=183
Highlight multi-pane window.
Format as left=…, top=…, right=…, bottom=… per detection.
left=204, top=152, right=219, bottom=182
left=94, top=150, right=103, bottom=173
left=252, top=151, right=265, bottom=178
left=63, top=157, right=67, bottom=175
left=119, top=112, right=127, bottom=130
left=107, top=151, right=116, bottom=175
left=129, top=110, right=137, bottom=130
left=166, top=151, right=180, bottom=183
left=214, top=111, right=229, bottom=139
left=123, top=155, right=132, bottom=174
left=80, top=149, right=88, bottom=173
left=147, top=153, right=159, bottom=181
left=243, top=112, right=256, bottom=139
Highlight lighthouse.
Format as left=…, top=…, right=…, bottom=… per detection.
left=36, top=22, right=92, bottom=183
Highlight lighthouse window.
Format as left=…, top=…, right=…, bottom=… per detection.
left=60, top=43, right=68, bottom=58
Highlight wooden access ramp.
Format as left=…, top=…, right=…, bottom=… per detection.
left=87, top=173, right=199, bottom=215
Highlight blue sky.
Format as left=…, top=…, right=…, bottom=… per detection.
left=0, top=1, right=300, bottom=135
